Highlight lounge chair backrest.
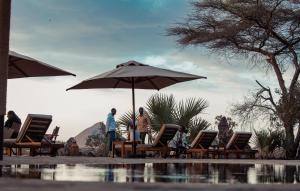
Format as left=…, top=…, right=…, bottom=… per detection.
left=16, top=114, right=52, bottom=143
left=226, top=132, right=252, bottom=150
left=190, top=130, right=218, bottom=149
left=153, top=124, right=180, bottom=147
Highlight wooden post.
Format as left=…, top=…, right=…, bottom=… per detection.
left=0, top=0, right=11, bottom=160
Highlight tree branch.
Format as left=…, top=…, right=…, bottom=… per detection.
left=266, top=55, right=288, bottom=96
left=252, top=104, right=277, bottom=113
left=255, top=80, right=278, bottom=108
left=231, top=39, right=271, bottom=55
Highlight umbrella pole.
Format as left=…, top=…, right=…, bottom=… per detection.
left=131, top=77, right=137, bottom=156
left=0, top=115, right=3, bottom=160
left=0, top=0, right=11, bottom=161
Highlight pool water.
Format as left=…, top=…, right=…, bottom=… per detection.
left=0, top=163, right=299, bottom=184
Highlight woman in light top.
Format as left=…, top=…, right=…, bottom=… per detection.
left=127, top=114, right=140, bottom=142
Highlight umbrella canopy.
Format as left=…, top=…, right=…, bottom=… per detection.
left=67, top=60, right=206, bottom=156
left=67, top=60, right=205, bottom=90
left=0, top=50, right=76, bottom=160
left=8, top=51, right=75, bottom=79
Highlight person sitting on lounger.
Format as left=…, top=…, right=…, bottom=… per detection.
left=4, top=110, right=21, bottom=138
left=169, top=126, right=189, bottom=156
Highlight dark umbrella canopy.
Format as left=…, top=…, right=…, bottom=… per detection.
left=8, top=51, right=75, bottom=79
left=67, top=60, right=205, bottom=90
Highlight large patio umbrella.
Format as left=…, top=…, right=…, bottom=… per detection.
left=0, top=50, right=76, bottom=159
left=67, top=60, right=206, bottom=156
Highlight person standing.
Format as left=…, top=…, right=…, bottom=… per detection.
left=106, top=108, right=117, bottom=155
left=127, top=114, right=140, bottom=142
left=137, top=107, right=150, bottom=144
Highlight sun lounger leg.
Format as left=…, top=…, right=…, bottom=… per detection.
left=6, top=148, right=12, bottom=156
left=17, top=148, right=22, bottom=156
left=112, top=142, right=115, bottom=158
left=29, top=148, right=37, bottom=156
left=121, top=143, right=125, bottom=158
left=50, top=147, right=57, bottom=157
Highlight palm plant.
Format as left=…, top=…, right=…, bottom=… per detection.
left=253, top=129, right=273, bottom=159
left=118, top=93, right=210, bottom=143
left=253, top=129, right=285, bottom=159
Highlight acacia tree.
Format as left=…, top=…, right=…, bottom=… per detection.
left=168, top=0, right=300, bottom=158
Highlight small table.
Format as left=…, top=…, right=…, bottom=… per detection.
left=112, top=141, right=141, bottom=158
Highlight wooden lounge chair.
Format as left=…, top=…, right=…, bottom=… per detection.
left=35, top=126, right=64, bottom=156
left=4, top=114, right=52, bottom=156
left=44, top=126, right=60, bottom=143
left=187, top=130, right=218, bottom=158
left=218, top=132, right=255, bottom=159
left=136, top=124, right=180, bottom=157
left=112, top=124, right=179, bottom=158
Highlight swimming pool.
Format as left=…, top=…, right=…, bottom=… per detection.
left=0, top=163, right=299, bottom=184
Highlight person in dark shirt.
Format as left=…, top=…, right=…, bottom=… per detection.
left=4, top=110, right=21, bottom=138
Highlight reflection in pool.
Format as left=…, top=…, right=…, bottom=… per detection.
left=0, top=163, right=299, bottom=184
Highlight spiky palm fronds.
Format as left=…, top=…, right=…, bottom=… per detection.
left=146, top=94, right=176, bottom=131
left=146, top=93, right=210, bottom=136
left=253, top=129, right=285, bottom=159
left=174, top=98, right=209, bottom=128
left=188, top=117, right=211, bottom=142
left=117, top=111, right=137, bottom=128
left=119, top=93, right=210, bottom=143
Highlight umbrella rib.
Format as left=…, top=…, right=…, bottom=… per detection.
left=113, top=79, right=121, bottom=88
left=10, top=61, right=29, bottom=77
left=167, top=77, right=180, bottom=83
left=135, top=76, right=155, bottom=84
left=148, top=78, right=160, bottom=90
left=114, top=78, right=131, bottom=84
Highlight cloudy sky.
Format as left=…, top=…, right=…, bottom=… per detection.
left=8, top=0, right=280, bottom=140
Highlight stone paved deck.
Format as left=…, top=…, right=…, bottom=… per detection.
left=1, top=156, right=300, bottom=165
